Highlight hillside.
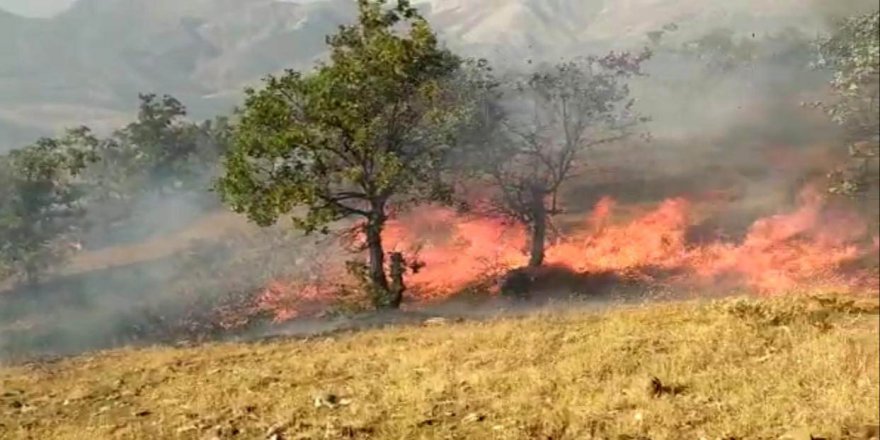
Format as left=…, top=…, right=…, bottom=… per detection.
left=2, top=0, right=875, bottom=150
left=0, top=0, right=354, bottom=149
left=1, top=295, right=877, bottom=439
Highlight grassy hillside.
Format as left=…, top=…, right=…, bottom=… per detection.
left=1, top=294, right=877, bottom=439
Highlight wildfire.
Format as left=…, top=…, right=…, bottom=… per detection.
left=382, top=208, right=529, bottom=299
left=257, top=185, right=879, bottom=322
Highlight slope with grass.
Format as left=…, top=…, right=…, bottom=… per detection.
left=1, top=294, right=877, bottom=439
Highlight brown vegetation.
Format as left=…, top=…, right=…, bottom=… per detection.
left=1, top=294, right=877, bottom=439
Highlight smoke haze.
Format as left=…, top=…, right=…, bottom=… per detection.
left=1, top=0, right=878, bottom=361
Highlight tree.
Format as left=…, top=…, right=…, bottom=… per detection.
left=195, top=115, right=233, bottom=166
left=217, top=0, right=484, bottom=308
left=89, top=93, right=207, bottom=201
left=684, top=27, right=752, bottom=73
left=817, top=10, right=879, bottom=202
left=78, top=94, right=231, bottom=246
left=479, top=52, right=651, bottom=271
left=0, top=128, right=100, bottom=285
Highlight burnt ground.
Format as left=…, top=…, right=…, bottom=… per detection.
left=238, top=268, right=730, bottom=346
left=1, top=265, right=709, bottom=364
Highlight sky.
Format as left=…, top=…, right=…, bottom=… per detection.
left=0, top=0, right=76, bottom=17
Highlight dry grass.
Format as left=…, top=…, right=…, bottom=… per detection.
left=64, top=211, right=256, bottom=275
left=1, top=294, right=878, bottom=440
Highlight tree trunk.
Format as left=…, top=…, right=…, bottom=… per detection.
left=387, top=252, right=405, bottom=309
left=527, top=188, right=547, bottom=268
left=365, top=207, right=396, bottom=309
left=528, top=211, right=547, bottom=268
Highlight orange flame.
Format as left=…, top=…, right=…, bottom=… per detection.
left=257, top=185, right=879, bottom=322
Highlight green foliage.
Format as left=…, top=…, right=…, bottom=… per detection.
left=0, top=128, right=100, bottom=284
left=817, top=10, right=879, bottom=200
left=77, top=95, right=231, bottom=246
left=0, top=92, right=230, bottom=282
left=196, top=115, right=234, bottom=164
left=218, top=0, right=479, bottom=229
left=89, top=94, right=226, bottom=201
left=217, top=0, right=486, bottom=306
left=819, top=10, right=880, bottom=137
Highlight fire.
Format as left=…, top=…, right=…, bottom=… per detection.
left=257, top=185, right=879, bottom=322
left=387, top=185, right=877, bottom=298
left=546, top=197, right=692, bottom=273
left=693, top=188, right=870, bottom=291
left=382, top=208, right=528, bottom=299
left=258, top=280, right=338, bottom=322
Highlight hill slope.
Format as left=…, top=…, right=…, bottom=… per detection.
left=3, top=0, right=874, bottom=149
left=1, top=295, right=878, bottom=439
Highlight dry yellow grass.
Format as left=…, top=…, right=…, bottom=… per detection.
left=64, top=211, right=256, bottom=275
left=1, top=294, right=878, bottom=440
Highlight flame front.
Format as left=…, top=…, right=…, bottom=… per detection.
left=257, top=185, right=879, bottom=322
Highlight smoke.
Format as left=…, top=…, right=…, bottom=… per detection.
left=0, top=183, right=205, bottom=356
left=2, top=1, right=878, bottom=362
left=808, top=0, right=879, bottom=25
left=589, top=23, right=850, bottom=226
left=0, top=157, right=363, bottom=361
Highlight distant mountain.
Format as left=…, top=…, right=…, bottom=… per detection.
left=0, top=0, right=871, bottom=150
left=0, top=0, right=353, bottom=149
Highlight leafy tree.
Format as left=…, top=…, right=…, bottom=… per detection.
left=0, top=128, right=100, bottom=285
left=89, top=93, right=205, bottom=201
left=817, top=10, right=879, bottom=201
left=819, top=10, right=879, bottom=139
left=80, top=94, right=231, bottom=245
left=684, top=27, right=750, bottom=72
left=196, top=115, right=233, bottom=166
left=478, top=52, right=651, bottom=270
left=217, top=0, right=484, bottom=308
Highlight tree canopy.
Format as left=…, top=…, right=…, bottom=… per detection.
left=89, top=93, right=226, bottom=202
left=819, top=10, right=879, bottom=139
left=0, top=129, right=100, bottom=284
left=0, top=92, right=231, bottom=284
left=817, top=10, right=879, bottom=200
left=217, top=0, right=486, bottom=308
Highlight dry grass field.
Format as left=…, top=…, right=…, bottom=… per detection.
left=1, top=294, right=877, bottom=440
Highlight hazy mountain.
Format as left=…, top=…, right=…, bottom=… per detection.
left=0, top=0, right=354, bottom=149
left=0, top=0, right=871, bottom=150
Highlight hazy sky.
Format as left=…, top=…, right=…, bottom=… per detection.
left=0, top=0, right=76, bottom=17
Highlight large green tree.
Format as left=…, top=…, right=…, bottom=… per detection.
left=217, top=0, right=484, bottom=308
left=0, top=128, right=100, bottom=285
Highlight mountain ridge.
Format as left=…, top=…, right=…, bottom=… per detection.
left=0, top=0, right=871, bottom=150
